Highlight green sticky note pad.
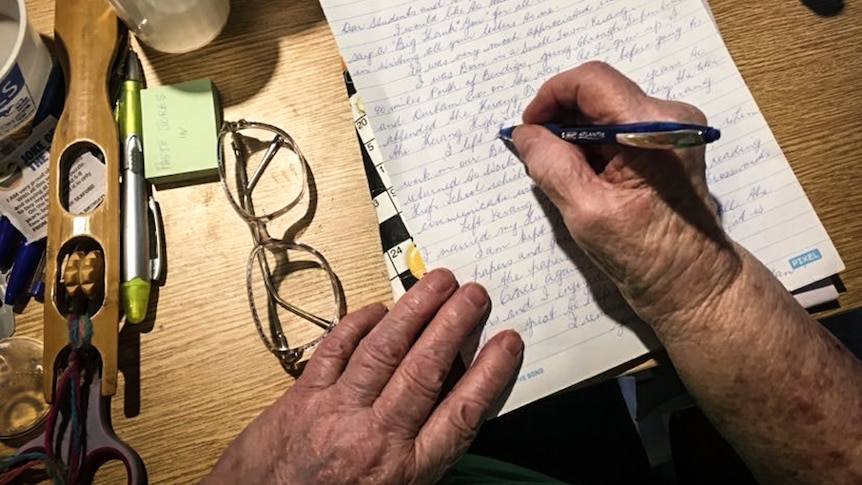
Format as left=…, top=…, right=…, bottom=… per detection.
left=141, top=78, right=221, bottom=186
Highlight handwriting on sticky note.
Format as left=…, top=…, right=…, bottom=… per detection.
left=154, top=93, right=171, bottom=171
left=321, top=0, right=843, bottom=414
left=141, top=78, right=219, bottom=185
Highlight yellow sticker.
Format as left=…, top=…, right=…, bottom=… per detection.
left=406, top=243, right=425, bottom=280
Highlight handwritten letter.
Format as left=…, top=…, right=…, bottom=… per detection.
left=321, top=0, right=843, bottom=413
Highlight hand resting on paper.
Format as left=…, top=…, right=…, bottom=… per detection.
left=511, top=61, right=862, bottom=483
left=203, top=61, right=861, bottom=484
left=202, top=269, right=523, bottom=484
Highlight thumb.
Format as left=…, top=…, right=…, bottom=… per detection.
left=510, top=124, right=597, bottom=210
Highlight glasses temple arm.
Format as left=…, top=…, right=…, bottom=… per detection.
left=247, top=134, right=283, bottom=193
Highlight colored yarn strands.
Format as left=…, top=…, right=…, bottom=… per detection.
left=0, top=313, right=95, bottom=485
left=0, top=451, right=64, bottom=484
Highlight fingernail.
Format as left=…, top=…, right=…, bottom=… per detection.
left=462, top=283, right=489, bottom=308
left=501, top=136, right=521, bottom=160
left=499, top=133, right=527, bottom=175
left=499, top=330, right=524, bottom=358
left=422, top=268, right=456, bottom=293
left=365, top=302, right=389, bottom=315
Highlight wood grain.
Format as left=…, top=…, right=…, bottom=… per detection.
left=3, top=0, right=861, bottom=483
left=44, top=0, right=124, bottom=400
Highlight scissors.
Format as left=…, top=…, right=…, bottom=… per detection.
left=15, top=360, right=146, bottom=484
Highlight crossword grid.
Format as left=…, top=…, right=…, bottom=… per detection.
left=344, top=69, right=422, bottom=301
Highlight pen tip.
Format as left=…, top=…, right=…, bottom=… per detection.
left=125, top=48, right=142, bottom=82
left=497, top=126, right=521, bottom=158
left=498, top=126, right=516, bottom=143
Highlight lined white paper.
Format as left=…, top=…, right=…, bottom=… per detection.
left=320, top=0, right=844, bottom=414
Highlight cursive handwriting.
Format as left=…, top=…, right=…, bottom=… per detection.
left=322, top=0, right=834, bottom=413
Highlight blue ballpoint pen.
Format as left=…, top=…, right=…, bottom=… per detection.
left=4, top=237, right=46, bottom=305
left=498, top=121, right=721, bottom=149
left=0, top=216, right=24, bottom=272
left=29, top=251, right=46, bottom=301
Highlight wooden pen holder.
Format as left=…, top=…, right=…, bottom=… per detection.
left=43, top=0, right=125, bottom=400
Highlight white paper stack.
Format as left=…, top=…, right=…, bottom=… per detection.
left=321, top=0, right=844, bottom=414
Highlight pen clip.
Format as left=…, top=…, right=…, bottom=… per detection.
left=148, top=196, right=165, bottom=282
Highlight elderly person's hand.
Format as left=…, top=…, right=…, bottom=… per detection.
left=202, top=269, right=523, bottom=484
left=514, top=61, right=862, bottom=483
left=511, top=61, right=739, bottom=329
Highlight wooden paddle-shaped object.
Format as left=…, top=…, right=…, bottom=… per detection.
left=43, top=0, right=125, bottom=400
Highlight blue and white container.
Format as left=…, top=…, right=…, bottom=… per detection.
left=0, top=0, right=51, bottom=157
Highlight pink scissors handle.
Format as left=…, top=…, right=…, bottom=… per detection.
left=16, top=371, right=146, bottom=484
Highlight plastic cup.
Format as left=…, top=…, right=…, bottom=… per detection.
left=0, top=337, right=48, bottom=440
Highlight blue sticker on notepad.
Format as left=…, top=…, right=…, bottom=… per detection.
left=789, top=249, right=822, bottom=269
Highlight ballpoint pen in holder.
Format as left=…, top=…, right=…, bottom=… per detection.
left=217, top=120, right=343, bottom=370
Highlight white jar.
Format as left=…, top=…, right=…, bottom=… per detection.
left=106, top=0, right=231, bottom=54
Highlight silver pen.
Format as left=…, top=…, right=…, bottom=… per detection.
left=118, top=49, right=154, bottom=324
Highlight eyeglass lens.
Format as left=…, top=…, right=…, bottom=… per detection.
left=219, top=121, right=342, bottom=368
left=220, top=124, right=306, bottom=222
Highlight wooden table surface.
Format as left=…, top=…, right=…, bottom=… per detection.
left=4, top=0, right=861, bottom=483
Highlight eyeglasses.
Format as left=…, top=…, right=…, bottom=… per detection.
left=217, top=120, right=342, bottom=371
